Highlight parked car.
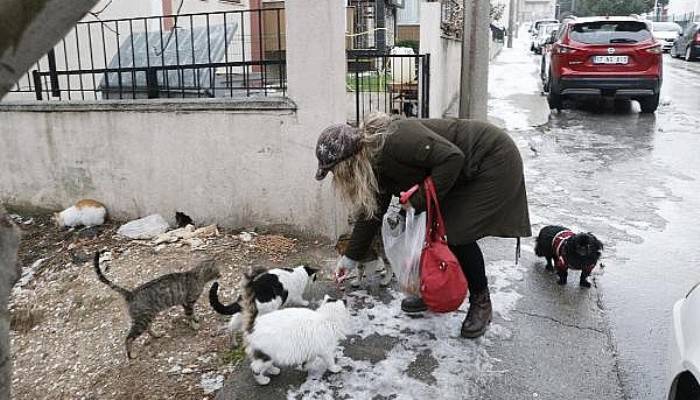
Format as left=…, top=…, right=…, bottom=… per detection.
left=529, top=19, right=559, bottom=51
left=533, top=23, right=559, bottom=55
left=652, top=21, right=683, bottom=52
left=670, top=22, right=700, bottom=61
left=667, top=281, right=700, bottom=400
left=540, top=29, right=560, bottom=92
left=545, top=16, right=663, bottom=113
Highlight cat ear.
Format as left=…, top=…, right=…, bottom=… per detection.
left=303, top=265, right=319, bottom=277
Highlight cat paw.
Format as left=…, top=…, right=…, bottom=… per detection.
left=327, top=364, right=342, bottom=374
left=254, top=375, right=271, bottom=385
left=298, top=300, right=310, bottom=307
left=267, top=366, right=281, bottom=376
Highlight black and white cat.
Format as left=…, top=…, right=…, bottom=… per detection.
left=209, top=265, right=318, bottom=340
left=240, top=268, right=351, bottom=385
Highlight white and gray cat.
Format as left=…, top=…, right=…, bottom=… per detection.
left=209, top=265, right=318, bottom=342
left=94, top=252, right=219, bottom=358
left=240, top=268, right=351, bottom=385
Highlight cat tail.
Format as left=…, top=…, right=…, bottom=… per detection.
left=208, top=282, right=242, bottom=315
left=241, top=267, right=267, bottom=334
left=93, top=252, right=132, bottom=300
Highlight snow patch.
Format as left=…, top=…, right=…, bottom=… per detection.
left=287, top=260, right=524, bottom=399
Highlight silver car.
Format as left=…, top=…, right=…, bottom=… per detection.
left=653, top=21, right=682, bottom=52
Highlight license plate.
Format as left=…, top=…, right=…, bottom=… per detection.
left=593, top=55, right=629, bottom=64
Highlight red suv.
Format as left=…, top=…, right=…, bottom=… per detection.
left=546, top=16, right=663, bottom=113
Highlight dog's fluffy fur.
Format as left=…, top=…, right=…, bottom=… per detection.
left=534, top=225, right=603, bottom=287
left=241, top=268, right=350, bottom=385
left=209, top=265, right=317, bottom=344
left=335, top=233, right=392, bottom=288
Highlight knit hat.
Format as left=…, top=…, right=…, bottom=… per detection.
left=315, top=124, right=362, bottom=181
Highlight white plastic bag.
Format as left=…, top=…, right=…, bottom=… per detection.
left=117, top=214, right=170, bottom=240
left=382, top=197, right=426, bottom=296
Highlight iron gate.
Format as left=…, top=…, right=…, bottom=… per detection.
left=347, top=50, right=430, bottom=126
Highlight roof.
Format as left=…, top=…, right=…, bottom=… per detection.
left=567, top=16, right=648, bottom=24
left=99, top=21, right=238, bottom=96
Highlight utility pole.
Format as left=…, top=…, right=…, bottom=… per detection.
left=508, top=0, right=516, bottom=48
left=459, top=0, right=491, bottom=120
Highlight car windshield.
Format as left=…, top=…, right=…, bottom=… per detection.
left=539, top=24, right=559, bottom=36
left=535, top=20, right=558, bottom=30
left=653, top=22, right=681, bottom=32
left=570, top=21, right=652, bottom=44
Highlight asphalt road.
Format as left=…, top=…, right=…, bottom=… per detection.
left=215, top=45, right=700, bottom=400
left=514, top=50, right=700, bottom=400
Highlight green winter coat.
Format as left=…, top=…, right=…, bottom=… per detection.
left=345, top=118, right=532, bottom=261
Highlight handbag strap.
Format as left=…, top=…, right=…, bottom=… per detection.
left=424, top=177, right=447, bottom=241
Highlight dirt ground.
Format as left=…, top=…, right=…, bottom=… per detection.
left=7, top=212, right=336, bottom=400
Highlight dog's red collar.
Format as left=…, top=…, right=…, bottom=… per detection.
left=552, top=230, right=575, bottom=269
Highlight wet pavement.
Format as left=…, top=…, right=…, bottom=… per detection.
left=501, top=45, right=700, bottom=400
left=216, top=41, right=700, bottom=400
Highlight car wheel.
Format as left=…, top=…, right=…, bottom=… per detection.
left=639, top=94, right=660, bottom=114
left=685, top=46, right=694, bottom=61
left=670, top=46, right=677, bottom=58
left=547, top=76, right=562, bottom=110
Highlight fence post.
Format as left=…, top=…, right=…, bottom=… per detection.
left=32, top=70, right=43, bottom=100
left=422, top=54, right=430, bottom=118
left=47, top=49, right=61, bottom=97
left=146, top=68, right=160, bottom=99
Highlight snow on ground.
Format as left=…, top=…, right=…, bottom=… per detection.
left=287, top=260, right=525, bottom=400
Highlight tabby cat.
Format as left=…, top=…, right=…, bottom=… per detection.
left=93, top=252, right=220, bottom=358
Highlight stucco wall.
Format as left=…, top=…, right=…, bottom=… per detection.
left=0, top=0, right=348, bottom=238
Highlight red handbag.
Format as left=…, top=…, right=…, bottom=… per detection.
left=419, top=177, right=469, bottom=313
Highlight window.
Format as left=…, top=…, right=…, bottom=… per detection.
left=397, top=0, right=420, bottom=24
left=570, top=21, right=652, bottom=44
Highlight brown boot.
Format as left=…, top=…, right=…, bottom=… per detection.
left=460, top=288, right=492, bottom=339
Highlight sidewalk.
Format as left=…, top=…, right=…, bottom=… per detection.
left=215, top=40, right=623, bottom=400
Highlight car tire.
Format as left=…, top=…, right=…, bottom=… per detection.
left=547, top=76, right=562, bottom=110
left=639, top=94, right=660, bottom=114
left=685, top=46, right=694, bottom=61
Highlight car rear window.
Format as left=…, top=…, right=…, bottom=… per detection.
left=570, top=21, right=652, bottom=44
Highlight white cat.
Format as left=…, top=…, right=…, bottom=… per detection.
left=53, top=199, right=107, bottom=228
left=241, top=269, right=351, bottom=385
left=209, top=265, right=318, bottom=340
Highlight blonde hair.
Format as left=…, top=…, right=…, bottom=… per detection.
left=332, top=112, right=394, bottom=219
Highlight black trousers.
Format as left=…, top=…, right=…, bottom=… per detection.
left=449, top=242, right=488, bottom=292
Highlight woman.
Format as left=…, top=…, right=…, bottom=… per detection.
left=315, top=112, right=531, bottom=339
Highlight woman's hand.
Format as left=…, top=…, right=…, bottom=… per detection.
left=335, top=256, right=358, bottom=284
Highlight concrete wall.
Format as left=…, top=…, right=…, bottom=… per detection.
left=0, top=0, right=348, bottom=238
left=420, top=2, right=502, bottom=118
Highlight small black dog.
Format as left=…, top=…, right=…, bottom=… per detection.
left=534, top=225, right=603, bottom=288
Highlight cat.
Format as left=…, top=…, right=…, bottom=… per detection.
left=53, top=199, right=107, bottom=228
left=93, top=251, right=220, bottom=358
left=241, top=268, right=351, bottom=385
left=335, top=233, right=392, bottom=288
left=209, top=265, right=318, bottom=343
left=175, top=211, right=194, bottom=228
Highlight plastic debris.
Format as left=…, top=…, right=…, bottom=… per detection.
left=117, top=214, right=170, bottom=240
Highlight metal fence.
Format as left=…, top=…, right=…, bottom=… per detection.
left=9, top=8, right=286, bottom=101
left=347, top=51, right=430, bottom=126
